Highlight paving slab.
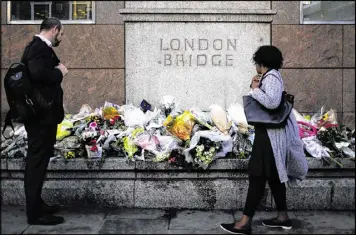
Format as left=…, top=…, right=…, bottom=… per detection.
left=98, top=218, right=169, bottom=234
left=23, top=225, right=102, bottom=234
left=23, top=210, right=105, bottom=234
left=2, top=206, right=355, bottom=234
left=1, top=206, right=29, bottom=234
left=105, top=208, right=167, bottom=220
left=293, top=211, right=355, bottom=233
left=167, top=229, right=224, bottom=234
left=231, top=210, right=355, bottom=234
left=233, top=210, right=298, bottom=234
left=233, top=210, right=298, bottom=221
left=169, top=210, right=234, bottom=231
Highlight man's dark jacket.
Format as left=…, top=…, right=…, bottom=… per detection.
left=23, top=36, right=64, bottom=124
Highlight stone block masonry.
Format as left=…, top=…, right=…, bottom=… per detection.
left=1, top=158, right=354, bottom=210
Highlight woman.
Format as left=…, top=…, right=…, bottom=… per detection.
left=220, top=45, right=308, bottom=235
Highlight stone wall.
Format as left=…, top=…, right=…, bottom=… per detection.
left=271, top=1, right=355, bottom=129
left=1, top=1, right=355, bottom=128
left=1, top=1, right=126, bottom=118
left=1, top=158, right=355, bottom=210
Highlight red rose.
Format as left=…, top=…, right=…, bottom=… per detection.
left=90, top=145, right=98, bottom=152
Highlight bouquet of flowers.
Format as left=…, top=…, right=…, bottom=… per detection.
left=167, top=149, right=189, bottom=168
left=190, top=137, right=221, bottom=166
left=317, top=126, right=355, bottom=159
left=231, top=131, right=253, bottom=159
left=103, top=115, right=126, bottom=131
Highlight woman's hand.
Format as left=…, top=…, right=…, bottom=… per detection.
left=251, top=75, right=261, bottom=83
left=250, top=75, right=261, bottom=89
left=251, top=81, right=260, bottom=90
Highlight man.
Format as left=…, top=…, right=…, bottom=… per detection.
left=23, top=17, right=68, bottom=225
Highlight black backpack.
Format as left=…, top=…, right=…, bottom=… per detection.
left=2, top=41, right=37, bottom=138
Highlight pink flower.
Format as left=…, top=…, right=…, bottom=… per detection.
left=89, top=122, right=97, bottom=130
left=168, top=157, right=176, bottom=163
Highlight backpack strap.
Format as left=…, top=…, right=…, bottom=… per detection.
left=20, top=39, right=36, bottom=65
left=2, top=110, right=14, bottom=139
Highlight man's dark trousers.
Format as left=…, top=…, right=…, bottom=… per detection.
left=22, top=36, right=64, bottom=221
left=24, top=122, right=57, bottom=220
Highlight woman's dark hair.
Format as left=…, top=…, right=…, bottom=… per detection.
left=252, top=45, right=284, bottom=70
left=40, top=17, right=62, bottom=32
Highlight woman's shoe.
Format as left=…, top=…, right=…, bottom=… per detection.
left=262, top=217, right=292, bottom=230
left=220, top=223, right=252, bottom=235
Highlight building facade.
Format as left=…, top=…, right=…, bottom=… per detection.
left=1, top=1, right=355, bottom=128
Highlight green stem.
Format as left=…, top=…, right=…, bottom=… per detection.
left=184, top=140, right=190, bottom=148
left=195, top=118, right=213, bottom=130
left=328, top=155, right=343, bottom=168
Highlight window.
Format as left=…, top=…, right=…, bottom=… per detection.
left=301, top=1, right=355, bottom=24
left=7, top=1, right=95, bottom=24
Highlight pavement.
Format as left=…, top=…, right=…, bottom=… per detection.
left=1, top=206, right=355, bottom=234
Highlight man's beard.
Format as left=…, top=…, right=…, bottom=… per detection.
left=53, top=33, right=61, bottom=47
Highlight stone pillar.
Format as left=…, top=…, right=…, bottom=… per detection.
left=120, top=1, right=276, bottom=110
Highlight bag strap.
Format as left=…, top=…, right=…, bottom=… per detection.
left=2, top=110, right=14, bottom=139
left=258, top=69, right=279, bottom=88
left=258, top=70, right=294, bottom=106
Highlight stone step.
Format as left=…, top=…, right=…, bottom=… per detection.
left=1, top=158, right=355, bottom=210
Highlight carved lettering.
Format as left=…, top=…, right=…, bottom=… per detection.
left=212, top=54, right=222, bottom=66
left=185, top=39, right=194, bottom=51
left=160, top=38, right=169, bottom=51
left=170, top=39, right=180, bottom=50
left=198, top=39, right=208, bottom=50
left=213, top=39, right=223, bottom=50
left=226, top=54, right=233, bottom=66
left=159, top=38, right=238, bottom=67
left=197, top=54, right=207, bottom=66
left=176, top=54, right=185, bottom=66
left=227, top=39, right=237, bottom=51
left=164, top=54, right=172, bottom=66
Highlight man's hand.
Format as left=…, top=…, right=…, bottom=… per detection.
left=56, top=63, right=68, bottom=77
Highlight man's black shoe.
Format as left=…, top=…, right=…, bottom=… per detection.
left=28, top=215, right=64, bottom=225
left=42, top=203, right=60, bottom=215
left=262, top=217, right=292, bottom=230
left=220, top=223, right=252, bottom=235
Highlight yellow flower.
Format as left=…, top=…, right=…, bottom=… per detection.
left=123, top=137, right=138, bottom=159
left=322, top=113, right=329, bottom=121
left=64, top=151, right=75, bottom=159
left=131, top=127, right=144, bottom=138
